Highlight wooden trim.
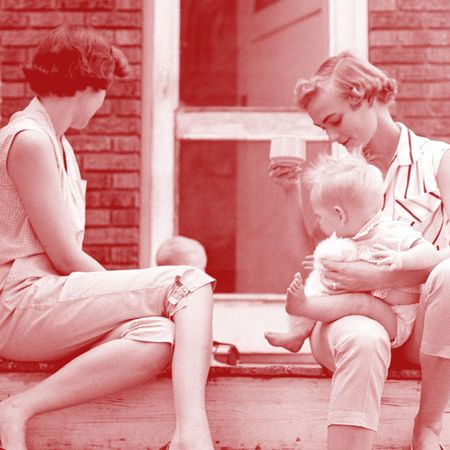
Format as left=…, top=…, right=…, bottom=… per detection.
left=147, top=0, right=180, bottom=266
left=138, top=0, right=154, bottom=268
left=176, top=109, right=328, bottom=141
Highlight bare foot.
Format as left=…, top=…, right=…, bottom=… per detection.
left=285, top=272, right=306, bottom=316
left=264, top=330, right=308, bottom=353
left=0, top=398, right=28, bottom=450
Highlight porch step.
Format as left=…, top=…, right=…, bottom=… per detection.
left=0, top=360, right=448, bottom=449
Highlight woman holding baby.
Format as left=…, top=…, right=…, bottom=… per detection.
left=267, top=52, right=450, bottom=450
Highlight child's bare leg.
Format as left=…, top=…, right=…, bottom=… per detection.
left=286, top=277, right=398, bottom=340
left=264, top=315, right=315, bottom=353
left=264, top=273, right=315, bottom=353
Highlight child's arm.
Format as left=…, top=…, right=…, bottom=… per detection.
left=375, top=241, right=439, bottom=272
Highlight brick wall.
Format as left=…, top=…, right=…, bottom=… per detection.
left=369, top=0, right=450, bottom=143
left=0, top=0, right=143, bottom=269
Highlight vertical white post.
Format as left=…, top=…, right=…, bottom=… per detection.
left=140, top=0, right=180, bottom=267
left=328, top=0, right=368, bottom=59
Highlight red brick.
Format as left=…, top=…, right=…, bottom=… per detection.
left=2, top=82, right=25, bottom=98
left=112, top=172, right=140, bottom=189
left=117, top=46, right=141, bottom=64
left=95, top=99, right=113, bottom=116
left=2, top=29, right=47, bottom=46
left=28, top=12, right=84, bottom=28
left=83, top=172, right=112, bottom=189
left=1, top=47, right=28, bottom=64
left=83, top=153, right=140, bottom=171
left=370, top=12, right=422, bottom=30
left=111, top=246, right=138, bottom=264
left=85, top=12, right=141, bottom=28
left=83, top=246, right=111, bottom=264
left=395, top=100, right=450, bottom=117
left=3, top=0, right=61, bottom=9
left=370, top=30, right=450, bottom=47
left=113, top=99, right=140, bottom=116
left=87, top=117, right=139, bottom=135
left=397, top=64, right=450, bottom=81
left=399, top=0, right=450, bottom=10
left=108, top=79, right=141, bottom=97
left=61, top=0, right=114, bottom=9
left=112, top=136, right=140, bottom=152
left=84, top=227, right=138, bottom=245
left=1, top=66, right=25, bottom=81
left=111, top=209, right=139, bottom=226
left=369, top=0, right=396, bottom=10
left=427, top=47, right=450, bottom=63
left=0, top=11, right=28, bottom=28
left=115, top=29, right=141, bottom=46
left=86, top=191, right=138, bottom=208
left=86, top=209, right=111, bottom=226
left=370, top=47, right=427, bottom=64
left=396, top=82, right=427, bottom=100
left=115, top=0, right=141, bottom=10
left=70, top=135, right=112, bottom=152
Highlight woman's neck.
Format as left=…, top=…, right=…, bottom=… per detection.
left=39, top=96, right=74, bottom=138
left=367, top=107, right=401, bottom=175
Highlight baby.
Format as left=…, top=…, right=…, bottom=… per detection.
left=156, top=235, right=207, bottom=270
left=265, top=151, right=439, bottom=351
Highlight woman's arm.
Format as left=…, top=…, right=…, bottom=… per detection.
left=435, top=150, right=450, bottom=262
left=269, top=162, right=318, bottom=253
left=320, top=259, right=431, bottom=293
left=7, top=130, right=105, bottom=275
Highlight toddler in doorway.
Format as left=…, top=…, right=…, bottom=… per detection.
left=265, top=151, right=439, bottom=351
left=156, top=235, right=208, bottom=270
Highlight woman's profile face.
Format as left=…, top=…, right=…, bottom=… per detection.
left=72, top=87, right=107, bottom=129
left=305, top=82, right=378, bottom=153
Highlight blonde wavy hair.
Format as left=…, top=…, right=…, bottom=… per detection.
left=305, top=151, right=385, bottom=215
left=295, top=52, right=397, bottom=110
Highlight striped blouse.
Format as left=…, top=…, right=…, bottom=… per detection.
left=383, top=123, right=450, bottom=250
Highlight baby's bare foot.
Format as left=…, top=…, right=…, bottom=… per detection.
left=264, top=330, right=308, bottom=353
left=286, top=272, right=306, bottom=316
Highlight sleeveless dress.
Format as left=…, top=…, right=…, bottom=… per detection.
left=0, top=98, right=215, bottom=361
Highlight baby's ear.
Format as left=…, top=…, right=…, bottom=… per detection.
left=334, top=205, right=346, bottom=222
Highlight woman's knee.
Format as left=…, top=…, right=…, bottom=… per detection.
left=425, top=258, right=450, bottom=297
left=337, top=320, right=391, bottom=367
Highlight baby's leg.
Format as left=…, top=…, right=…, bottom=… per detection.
left=264, top=273, right=315, bottom=353
left=289, top=282, right=398, bottom=341
left=264, top=315, right=315, bottom=353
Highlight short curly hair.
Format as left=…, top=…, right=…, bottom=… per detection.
left=295, top=52, right=397, bottom=110
left=23, top=24, right=130, bottom=97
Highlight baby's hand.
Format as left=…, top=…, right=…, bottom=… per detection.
left=373, top=246, right=403, bottom=271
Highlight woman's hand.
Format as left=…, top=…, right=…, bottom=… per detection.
left=320, top=259, right=383, bottom=293
left=268, top=161, right=301, bottom=190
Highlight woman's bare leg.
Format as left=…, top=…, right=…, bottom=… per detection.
left=0, top=339, right=171, bottom=450
left=169, top=284, right=214, bottom=450
left=0, top=282, right=214, bottom=450
left=328, top=425, right=376, bottom=450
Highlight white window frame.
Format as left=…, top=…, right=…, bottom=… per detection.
left=139, top=0, right=368, bottom=268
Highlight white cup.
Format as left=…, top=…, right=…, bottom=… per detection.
left=270, top=136, right=306, bottom=166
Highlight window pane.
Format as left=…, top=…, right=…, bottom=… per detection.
left=178, top=139, right=330, bottom=293
left=180, top=0, right=329, bottom=107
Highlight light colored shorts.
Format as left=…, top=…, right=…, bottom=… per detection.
left=391, top=303, right=419, bottom=348
left=0, top=253, right=215, bottom=361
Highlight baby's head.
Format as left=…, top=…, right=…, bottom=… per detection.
left=155, top=236, right=207, bottom=270
left=304, top=151, right=384, bottom=237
